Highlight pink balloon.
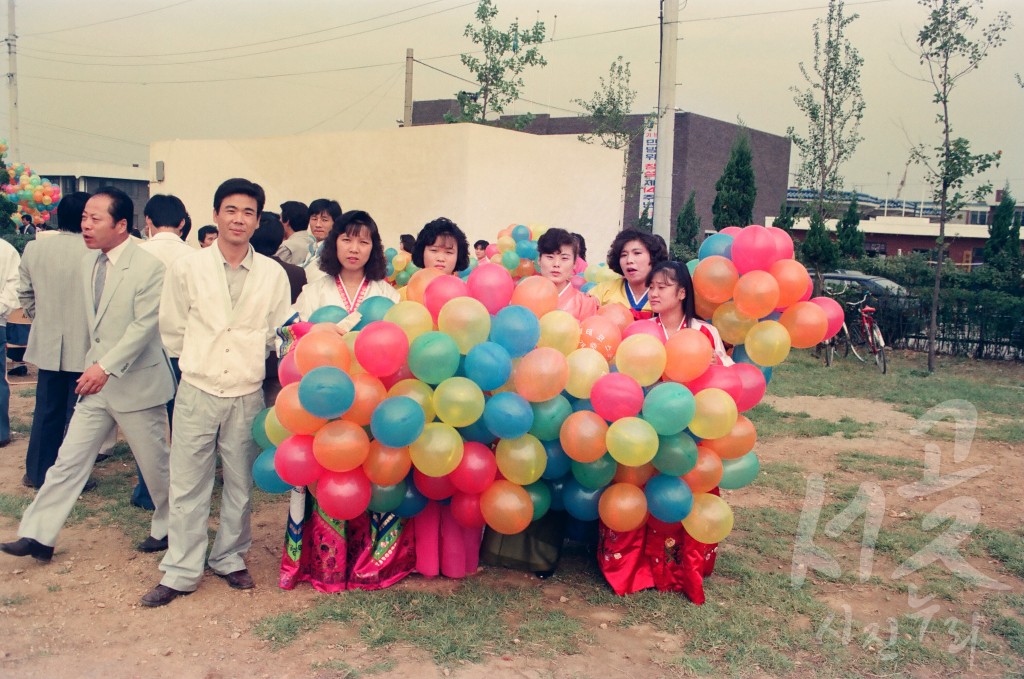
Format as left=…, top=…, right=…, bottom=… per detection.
left=571, top=275, right=585, bottom=289
left=450, top=492, right=486, bottom=529
left=467, top=263, right=515, bottom=315
left=766, top=225, right=796, bottom=261
left=684, top=364, right=743, bottom=404
left=573, top=257, right=588, bottom=275
left=449, top=441, right=498, bottom=494
left=424, top=275, right=469, bottom=322
left=278, top=351, right=301, bottom=386
left=810, top=296, right=845, bottom=340
left=590, top=372, right=644, bottom=421
left=379, top=363, right=414, bottom=390
left=732, top=362, right=767, bottom=412
left=622, top=319, right=666, bottom=343
left=719, top=226, right=742, bottom=236
left=274, top=434, right=324, bottom=486
left=413, top=469, right=456, bottom=500
left=730, top=225, right=779, bottom=274
left=316, top=468, right=372, bottom=521
left=798, top=279, right=813, bottom=302
left=485, top=244, right=500, bottom=258
left=354, top=321, right=410, bottom=377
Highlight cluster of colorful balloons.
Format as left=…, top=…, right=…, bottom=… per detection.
left=0, top=141, right=62, bottom=226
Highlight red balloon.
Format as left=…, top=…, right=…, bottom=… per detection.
left=798, top=279, right=813, bottom=302
left=809, top=296, right=845, bottom=340
left=719, top=226, right=742, bottom=236
left=424, top=275, right=469, bottom=322
left=448, top=441, right=498, bottom=494
left=732, top=362, right=767, bottom=411
left=485, top=244, right=499, bottom=258
left=274, top=434, right=324, bottom=486
left=590, top=372, right=644, bottom=421
left=379, top=363, right=414, bottom=390
left=467, top=263, right=515, bottom=315
left=354, top=321, right=409, bottom=377
left=622, top=319, right=666, bottom=343
left=730, top=225, right=779, bottom=274
left=685, top=364, right=742, bottom=404
left=449, top=492, right=486, bottom=529
left=766, top=225, right=796, bottom=261
left=278, top=351, right=301, bottom=386
left=315, top=468, right=372, bottom=521
left=413, top=469, right=456, bottom=500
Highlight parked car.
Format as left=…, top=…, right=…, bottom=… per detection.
left=822, top=270, right=911, bottom=298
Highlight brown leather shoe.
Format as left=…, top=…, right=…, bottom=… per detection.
left=216, top=569, right=255, bottom=590
left=0, top=537, right=54, bottom=562
left=140, top=584, right=192, bottom=608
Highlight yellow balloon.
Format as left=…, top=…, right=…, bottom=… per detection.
left=432, top=377, right=485, bottom=428
left=495, top=434, right=546, bottom=485
left=342, top=330, right=365, bottom=375
left=497, top=235, right=516, bottom=253
left=393, top=251, right=411, bottom=272
left=384, top=301, right=434, bottom=343
left=388, top=379, right=437, bottom=422
left=689, top=388, right=738, bottom=440
left=437, top=296, right=491, bottom=354
left=605, top=417, right=659, bottom=466
left=711, top=301, right=758, bottom=346
left=409, top=422, right=464, bottom=477
left=744, top=320, right=792, bottom=367
left=538, top=310, right=582, bottom=356
left=564, top=347, right=609, bottom=399
left=682, top=493, right=735, bottom=543
left=264, top=407, right=290, bottom=446
left=614, top=334, right=667, bottom=387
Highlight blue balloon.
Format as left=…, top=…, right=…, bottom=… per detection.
left=394, top=480, right=428, bottom=518
left=580, top=281, right=596, bottom=293
left=483, top=392, right=534, bottom=439
left=515, top=239, right=538, bottom=261
left=252, top=448, right=291, bottom=493
left=489, top=305, right=540, bottom=358
left=297, top=366, right=355, bottom=419
left=645, top=474, right=694, bottom=523
left=369, top=480, right=407, bottom=512
left=562, top=478, right=604, bottom=522
left=458, top=417, right=497, bottom=445
left=541, top=439, right=572, bottom=480
left=571, top=398, right=593, bottom=413
left=354, top=296, right=396, bottom=330
left=371, top=396, right=425, bottom=447
left=308, top=305, right=348, bottom=324
left=464, top=341, right=512, bottom=391
left=386, top=262, right=395, bottom=277
left=384, top=247, right=397, bottom=259
left=698, top=232, right=734, bottom=260
left=511, top=224, right=531, bottom=242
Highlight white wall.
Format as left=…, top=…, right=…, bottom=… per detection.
left=149, top=124, right=624, bottom=259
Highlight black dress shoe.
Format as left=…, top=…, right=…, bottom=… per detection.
left=0, top=439, right=10, bottom=448
left=140, top=584, right=192, bottom=608
left=216, top=569, right=255, bottom=590
left=0, top=537, right=54, bottom=562
left=136, top=535, right=168, bottom=553
left=21, top=474, right=39, bottom=489
left=81, top=479, right=97, bottom=493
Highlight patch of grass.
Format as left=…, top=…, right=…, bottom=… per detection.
left=309, top=658, right=395, bottom=678
left=985, top=594, right=1024, bottom=659
left=976, top=526, right=1024, bottom=579
left=16, top=387, right=35, bottom=398
left=0, top=492, right=31, bottom=520
left=672, top=655, right=715, bottom=676
left=516, top=610, right=591, bottom=656
left=47, top=585, right=61, bottom=593
left=981, top=419, right=1024, bottom=443
left=1, top=594, right=28, bottom=606
left=747, top=403, right=872, bottom=439
left=754, top=461, right=806, bottom=496
left=254, top=611, right=305, bottom=649
left=10, top=417, right=31, bottom=434
left=836, top=450, right=924, bottom=480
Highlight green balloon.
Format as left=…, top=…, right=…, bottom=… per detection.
left=720, top=452, right=760, bottom=490
left=524, top=480, right=552, bottom=521
left=572, top=454, right=617, bottom=490
left=653, top=432, right=699, bottom=476
left=251, top=408, right=272, bottom=450
left=408, top=332, right=461, bottom=385
left=686, top=258, right=699, bottom=275
left=529, top=395, right=573, bottom=441
left=642, top=383, right=695, bottom=436
left=395, top=269, right=412, bottom=286
left=368, top=480, right=407, bottom=512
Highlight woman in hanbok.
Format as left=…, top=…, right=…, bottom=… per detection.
left=588, top=229, right=669, bottom=320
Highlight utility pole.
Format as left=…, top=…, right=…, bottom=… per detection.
left=6, top=0, right=19, bottom=159
left=652, top=0, right=678, bottom=243
left=403, top=48, right=414, bottom=128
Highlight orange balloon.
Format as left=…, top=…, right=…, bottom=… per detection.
left=693, top=256, right=738, bottom=304
left=711, top=301, right=758, bottom=345
left=597, top=303, right=634, bottom=332
left=559, top=410, right=609, bottom=463
left=663, top=328, right=714, bottom=383
left=613, top=462, right=656, bottom=486
left=294, top=331, right=351, bottom=375
left=513, top=259, right=537, bottom=279
left=341, top=373, right=387, bottom=426
left=513, top=347, right=569, bottom=402
left=733, top=270, right=780, bottom=319
left=362, top=440, right=412, bottom=486
left=313, top=420, right=371, bottom=472
left=274, top=383, right=327, bottom=435
left=406, top=268, right=444, bottom=304
left=578, top=315, right=622, bottom=361
left=308, top=322, right=342, bottom=334
left=703, top=414, right=757, bottom=460
left=695, top=296, right=722, bottom=322
left=497, top=227, right=513, bottom=239
left=598, top=483, right=649, bottom=532
left=779, top=301, right=829, bottom=349
left=682, top=445, right=724, bottom=494
left=510, top=276, right=559, bottom=317
left=480, top=480, right=534, bottom=535
left=769, top=259, right=812, bottom=308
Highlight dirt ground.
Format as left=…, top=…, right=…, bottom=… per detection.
left=0, top=368, right=1020, bottom=679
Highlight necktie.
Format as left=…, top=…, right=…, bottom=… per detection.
left=93, top=253, right=108, bottom=311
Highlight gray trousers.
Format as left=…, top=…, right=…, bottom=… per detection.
left=19, top=391, right=170, bottom=547
left=158, top=381, right=263, bottom=591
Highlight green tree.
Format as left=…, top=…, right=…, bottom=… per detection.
left=983, top=184, right=1015, bottom=268
left=788, top=0, right=865, bottom=221
left=772, top=202, right=795, bottom=233
left=799, top=211, right=840, bottom=292
left=910, top=0, right=1010, bottom=372
left=449, top=0, right=546, bottom=126
left=671, top=191, right=701, bottom=261
left=635, top=207, right=653, bottom=234
left=711, top=132, right=756, bottom=229
left=573, top=57, right=637, bottom=150
left=835, top=196, right=865, bottom=258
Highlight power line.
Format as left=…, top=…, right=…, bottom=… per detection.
left=296, top=66, right=406, bottom=134
left=413, top=60, right=582, bottom=115
left=21, top=0, right=198, bottom=38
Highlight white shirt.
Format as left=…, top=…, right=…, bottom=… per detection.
left=160, top=244, right=292, bottom=398
left=0, top=239, right=21, bottom=325
left=140, top=231, right=195, bottom=269
left=294, top=275, right=399, bottom=321
left=92, top=236, right=132, bottom=299
left=276, top=230, right=313, bottom=266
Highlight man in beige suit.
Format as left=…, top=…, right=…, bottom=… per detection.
left=0, top=187, right=175, bottom=562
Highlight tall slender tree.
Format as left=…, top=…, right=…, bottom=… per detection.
left=984, top=184, right=1018, bottom=269
left=672, top=191, right=701, bottom=261
left=772, top=202, right=795, bottom=233
left=712, top=133, right=756, bottom=229
left=836, top=196, right=865, bottom=258
left=910, top=0, right=1010, bottom=372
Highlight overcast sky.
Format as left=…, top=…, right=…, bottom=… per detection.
left=4, top=0, right=1022, bottom=203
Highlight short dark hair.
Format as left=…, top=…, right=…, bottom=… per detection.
left=280, top=201, right=309, bottom=232
left=144, top=194, right=187, bottom=229
left=606, top=229, right=668, bottom=275
left=93, top=186, right=134, bottom=232
left=308, top=198, right=343, bottom=225
left=180, top=212, right=192, bottom=241
left=572, top=232, right=588, bottom=261
left=213, top=178, right=265, bottom=214
left=649, top=261, right=697, bottom=322
left=57, top=191, right=90, bottom=233
left=473, top=239, right=489, bottom=250
left=399, top=234, right=415, bottom=253
left=412, top=218, right=470, bottom=273
left=21, top=214, right=31, bottom=223
left=537, top=228, right=577, bottom=258
left=319, top=210, right=388, bottom=281
left=252, top=212, right=285, bottom=257
left=198, top=225, right=218, bottom=242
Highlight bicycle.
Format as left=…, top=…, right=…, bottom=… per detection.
left=820, top=321, right=852, bottom=367
left=846, top=294, right=887, bottom=374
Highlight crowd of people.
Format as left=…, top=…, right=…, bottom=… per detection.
left=0, top=177, right=729, bottom=608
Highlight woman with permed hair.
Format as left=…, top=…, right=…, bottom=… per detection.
left=587, top=228, right=669, bottom=320
left=411, top=217, right=471, bottom=275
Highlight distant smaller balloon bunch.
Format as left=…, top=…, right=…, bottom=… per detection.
left=0, top=140, right=62, bottom=226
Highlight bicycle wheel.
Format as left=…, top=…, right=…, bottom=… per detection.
left=847, top=323, right=866, bottom=362
left=835, top=324, right=851, bottom=358
left=872, top=326, right=887, bottom=374
left=824, top=339, right=835, bottom=366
